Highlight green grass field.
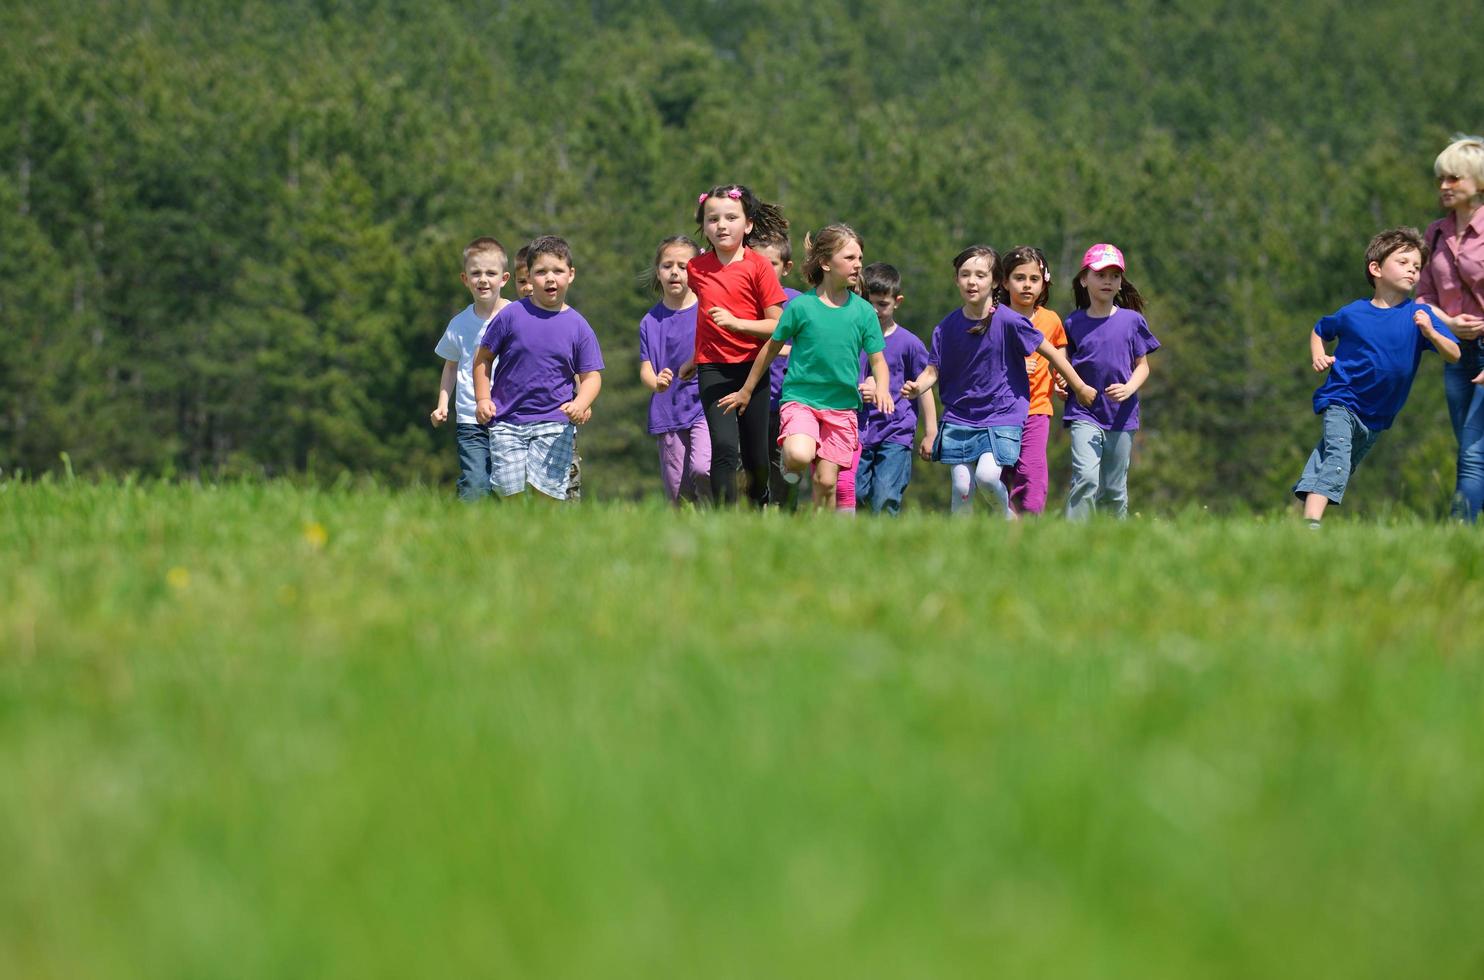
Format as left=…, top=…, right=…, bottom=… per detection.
left=3, top=481, right=1483, bottom=978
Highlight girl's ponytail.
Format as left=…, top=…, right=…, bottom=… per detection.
left=694, top=183, right=789, bottom=248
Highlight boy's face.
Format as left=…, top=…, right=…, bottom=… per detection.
left=1370, top=247, right=1422, bottom=294
left=513, top=263, right=533, bottom=298
left=528, top=253, right=575, bottom=310
left=756, top=244, right=792, bottom=284
left=461, top=252, right=509, bottom=305
left=868, top=291, right=902, bottom=327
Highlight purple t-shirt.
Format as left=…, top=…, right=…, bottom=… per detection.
left=638, top=301, right=704, bottom=435
left=478, top=298, right=605, bottom=425
left=1061, top=307, right=1160, bottom=431
left=928, top=305, right=1044, bottom=428
left=769, top=287, right=803, bottom=408
left=858, top=325, right=930, bottom=447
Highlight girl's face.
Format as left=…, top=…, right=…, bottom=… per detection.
left=1439, top=172, right=1481, bottom=212
left=1005, top=261, right=1045, bottom=312
left=955, top=255, right=995, bottom=305
left=1081, top=266, right=1123, bottom=304
left=703, top=197, right=752, bottom=252
left=656, top=245, right=695, bottom=299
left=822, top=238, right=864, bottom=289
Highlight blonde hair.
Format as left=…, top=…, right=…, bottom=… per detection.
left=1434, top=135, right=1484, bottom=188
left=801, top=224, right=863, bottom=287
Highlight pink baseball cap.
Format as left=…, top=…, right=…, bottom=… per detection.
left=1080, top=243, right=1125, bottom=272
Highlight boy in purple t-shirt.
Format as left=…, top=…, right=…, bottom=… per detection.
left=473, top=236, right=604, bottom=500
left=1294, top=227, right=1459, bottom=527
left=754, top=232, right=808, bottom=508
left=855, top=263, right=937, bottom=515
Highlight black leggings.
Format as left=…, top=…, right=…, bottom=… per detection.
left=698, top=362, right=771, bottom=507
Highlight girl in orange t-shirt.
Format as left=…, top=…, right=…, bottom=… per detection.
left=681, top=184, right=790, bottom=507
left=995, top=246, right=1067, bottom=516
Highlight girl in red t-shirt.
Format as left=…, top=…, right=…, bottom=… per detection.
left=681, top=184, right=790, bottom=506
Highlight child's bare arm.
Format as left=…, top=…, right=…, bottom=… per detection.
left=915, top=384, right=939, bottom=461
left=1310, top=331, right=1334, bottom=373
left=1415, top=309, right=1461, bottom=363
left=866, top=351, right=895, bottom=415
left=900, top=364, right=939, bottom=399
left=1106, top=355, right=1150, bottom=403
left=561, top=371, right=602, bottom=423
left=431, top=360, right=456, bottom=426
left=473, top=347, right=497, bottom=424
left=717, top=339, right=784, bottom=415
left=1039, top=340, right=1097, bottom=407
left=640, top=359, right=672, bottom=393
left=710, top=304, right=784, bottom=338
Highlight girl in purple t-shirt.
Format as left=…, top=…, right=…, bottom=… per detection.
left=1062, top=243, right=1161, bottom=520
left=902, top=246, right=1094, bottom=516
left=639, top=236, right=711, bottom=505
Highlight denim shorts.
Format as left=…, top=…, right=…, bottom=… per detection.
left=932, top=422, right=1023, bottom=467
left=1292, top=404, right=1382, bottom=505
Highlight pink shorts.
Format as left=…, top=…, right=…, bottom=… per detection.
left=778, top=401, right=859, bottom=468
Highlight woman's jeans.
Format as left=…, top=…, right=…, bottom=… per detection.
left=1446, top=359, right=1484, bottom=521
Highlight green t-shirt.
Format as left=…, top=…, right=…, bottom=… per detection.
left=773, top=290, right=886, bottom=410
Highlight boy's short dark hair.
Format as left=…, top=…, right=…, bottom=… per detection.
left=862, top=262, right=901, bottom=298
left=462, top=236, right=507, bottom=267
left=1364, top=227, right=1427, bottom=286
left=750, top=229, right=792, bottom=265
left=526, top=235, right=573, bottom=270
left=512, top=244, right=532, bottom=272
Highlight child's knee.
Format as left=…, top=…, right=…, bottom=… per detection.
left=782, top=440, right=815, bottom=471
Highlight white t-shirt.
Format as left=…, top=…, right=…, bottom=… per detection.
left=434, top=303, right=500, bottom=424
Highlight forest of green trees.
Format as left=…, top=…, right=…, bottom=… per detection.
left=3, top=0, right=1482, bottom=512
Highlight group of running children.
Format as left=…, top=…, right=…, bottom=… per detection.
left=432, top=183, right=1465, bottom=525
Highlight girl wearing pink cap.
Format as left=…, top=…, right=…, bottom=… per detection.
left=1062, top=243, right=1161, bottom=519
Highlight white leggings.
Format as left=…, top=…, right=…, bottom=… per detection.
left=950, top=454, right=1010, bottom=516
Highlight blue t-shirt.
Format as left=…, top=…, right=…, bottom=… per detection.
left=1312, top=298, right=1453, bottom=430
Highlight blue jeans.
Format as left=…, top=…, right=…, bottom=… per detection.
left=856, top=442, right=914, bottom=515
left=1067, top=421, right=1133, bottom=520
left=455, top=423, right=493, bottom=502
left=1444, top=362, right=1484, bottom=521
left=1292, top=404, right=1381, bottom=507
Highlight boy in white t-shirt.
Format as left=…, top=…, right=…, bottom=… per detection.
left=431, top=236, right=510, bottom=500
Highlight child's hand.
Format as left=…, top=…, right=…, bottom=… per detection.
left=1105, top=382, right=1133, bottom=403
left=710, top=307, right=743, bottom=333
left=1312, top=352, right=1335, bottom=373
left=1075, top=384, right=1097, bottom=407
left=430, top=405, right=448, bottom=427
left=717, top=388, right=752, bottom=415
left=918, top=431, right=936, bottom=461
left=1472, top=369, right=1484, bottom=386
left=654, top=367, right=674, bottom=392
left=900, top=380, right=922, bottom=399
left=476, top=398, right=497, bottom=424
left=1414, top=308, right=1437, bottom=334
left=876, top=381, right=895, bottom=414
left=858, top=380, right=877, bottom=405
left=678, top=360, right=697, bottom=381
left=559, top=402, right=591, bottom=424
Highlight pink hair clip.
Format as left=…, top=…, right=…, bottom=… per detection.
left=697, top=193, right=709, bottom=204
left=726, top=188, right=742, bottom=199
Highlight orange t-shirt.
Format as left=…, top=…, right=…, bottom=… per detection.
left=1025, top=307, right=1067, bottom=416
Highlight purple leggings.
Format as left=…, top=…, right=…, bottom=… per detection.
left=657, top=418, right=711, bottom=504
left=1002, top=413, right=1051, bottom=515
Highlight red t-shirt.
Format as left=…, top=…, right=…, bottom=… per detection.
left=687, top=248, right=788, bottom=364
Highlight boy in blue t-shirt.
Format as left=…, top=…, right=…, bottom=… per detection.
left=1294, top=227, right=1460, bottom=526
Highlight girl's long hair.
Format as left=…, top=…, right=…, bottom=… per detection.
left=1072, top=270, right=1144, bottom=313
left=694, top=184, right=789, bottom=249
left=993, top=245, right=1052, bottom=309
left=801, top=224, right=863, bottom=287
left=644, top=235, right=699, bottom=293
left=953, top=244, right=998, bottom=334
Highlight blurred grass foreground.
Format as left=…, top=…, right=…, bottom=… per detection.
left=3, top=481, right=1483, bottom=978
